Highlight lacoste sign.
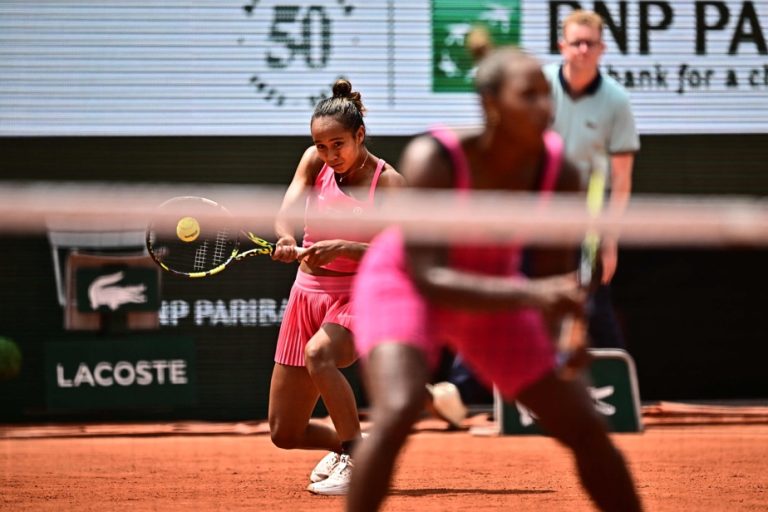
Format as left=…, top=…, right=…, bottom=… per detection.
left=56, top=359, right=188, bottom=388
left=45, top=337, right=196, bottom=410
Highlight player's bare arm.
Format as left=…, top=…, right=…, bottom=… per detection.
left=273, top=146, right=324, bottom=262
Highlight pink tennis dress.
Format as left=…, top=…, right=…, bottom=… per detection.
left=352, top=127, right=563, bottom=400
left=274, top=159, right=385, bottom=367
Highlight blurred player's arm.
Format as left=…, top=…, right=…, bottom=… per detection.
left=409, top=257, right=582, bottom=317
left=273, top=146, right=323, bottom=261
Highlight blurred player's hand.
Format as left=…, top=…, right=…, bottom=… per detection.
left=296, top=239, right=347, bottom=268
left=533, top=274, right=586, bottom=317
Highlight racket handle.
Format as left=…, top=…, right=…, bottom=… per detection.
left=295, top=247, right=307, bottom=259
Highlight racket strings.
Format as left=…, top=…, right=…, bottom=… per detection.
left=193, top=240, right=209, bottom=271
left=213, top=230, right=231, bottom=265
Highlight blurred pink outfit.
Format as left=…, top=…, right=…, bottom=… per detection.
left=352, top=127, right=563, bottom=399
left=274, top=159, right=385, bottom=367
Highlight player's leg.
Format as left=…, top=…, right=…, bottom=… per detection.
left=516, top=371, right=642, bottom=512
left=270, top=272, right=344, bottom=452
left=268, top=362, right=341, bottom=452
left=304, top=323, right=361, bottom=446
left=346, top=343, right=430, bottom=512
left=304, top=323, right=362, bottom=494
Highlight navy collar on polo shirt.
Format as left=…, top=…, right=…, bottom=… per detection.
left=558, top=64, right=602, bottom=98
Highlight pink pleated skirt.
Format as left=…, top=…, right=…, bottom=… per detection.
left=274, top=270, right=355, bottom=367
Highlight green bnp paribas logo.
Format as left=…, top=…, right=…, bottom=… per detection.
left=432, top=0, right=521, bottom=92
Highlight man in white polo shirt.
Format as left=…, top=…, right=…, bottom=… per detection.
left=544, top=9, right=640, bottom=349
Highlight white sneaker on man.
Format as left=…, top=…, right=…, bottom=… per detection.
left=309, top=451, right=340, bottom=483
left=306, top=454, right=353, bottom=496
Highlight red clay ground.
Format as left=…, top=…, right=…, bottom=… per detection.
left=1, top=421, right=767, bottom=511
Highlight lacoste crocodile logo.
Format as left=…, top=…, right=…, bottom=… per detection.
left=88, top=271, right=148, bottom=311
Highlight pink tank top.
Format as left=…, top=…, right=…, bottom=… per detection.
left=303, top=158, right=386, bottom=273
left=429, top=125, right=563, bottom=275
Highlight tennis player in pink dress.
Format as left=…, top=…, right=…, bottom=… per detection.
left=269, top=79, right=405, bottom=496
left=347, top=49, right=642, bottom=512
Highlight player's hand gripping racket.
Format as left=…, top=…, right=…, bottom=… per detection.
left=146, top=196, right=305, bottom=278
left=558, top=153, right=608, bottom=378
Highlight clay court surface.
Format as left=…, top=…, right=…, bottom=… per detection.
left=2, top=417, right=767, bottom=512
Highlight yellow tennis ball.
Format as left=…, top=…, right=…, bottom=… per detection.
left=176, top=216, right=200, bottom=242
left=0, top=336, right=21, bottom=381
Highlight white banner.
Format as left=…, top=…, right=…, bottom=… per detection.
left=0, top=0, right=766, bottom=136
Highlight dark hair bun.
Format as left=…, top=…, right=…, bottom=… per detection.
left=332, top=79, right=353, bottom=99
left=331, top=78, right=365, bottom=116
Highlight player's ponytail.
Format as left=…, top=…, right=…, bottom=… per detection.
left=466, top=25, right=494, bottom=64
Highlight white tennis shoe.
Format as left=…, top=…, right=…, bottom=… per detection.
left=309, top=451, right=340, bottom=483
left=306, top=454, right=353, bottom=496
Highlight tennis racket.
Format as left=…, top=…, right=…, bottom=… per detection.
left=559, top=152, right=608, bottom=377
left=146, top=196, right=305, bottom=278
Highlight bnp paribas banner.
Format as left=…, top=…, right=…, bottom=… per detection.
left=431, top=0, right=522, bottom=92
left=0, top=1, right=765, bottom=135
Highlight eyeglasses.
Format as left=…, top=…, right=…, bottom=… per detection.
left=565, top=39, right=602, bottom=50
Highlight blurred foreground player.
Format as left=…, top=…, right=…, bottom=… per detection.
left=347, top=48, right=642, bottom=512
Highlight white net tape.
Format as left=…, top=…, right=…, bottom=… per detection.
left=1, top=181, right=767, bottom=247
